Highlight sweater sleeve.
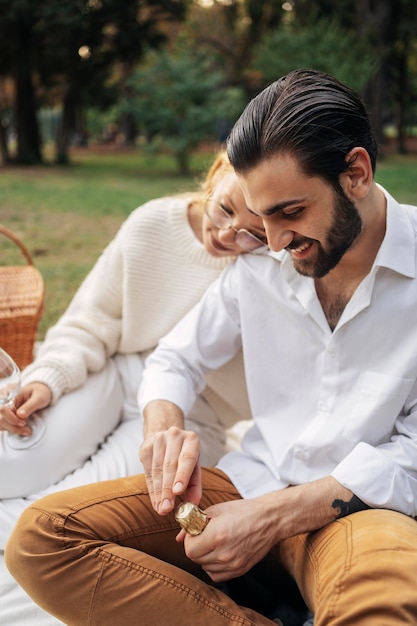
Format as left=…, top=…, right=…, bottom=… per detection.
left=22, top=197, right=233, bottom=405
left=22, top=215, right=129, bottom=402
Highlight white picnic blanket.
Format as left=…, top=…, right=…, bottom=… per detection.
left=0, top=550, right=64, bottom=625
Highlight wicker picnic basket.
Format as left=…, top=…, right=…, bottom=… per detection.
left=0, top=224, right=45, bottom=369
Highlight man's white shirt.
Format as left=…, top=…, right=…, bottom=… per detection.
left=139, top=187, right=417, bottom=516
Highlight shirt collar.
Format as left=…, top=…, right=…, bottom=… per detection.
left=373, top=185, right=416, bottom=278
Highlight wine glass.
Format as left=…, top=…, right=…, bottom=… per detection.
left=0, top=347, right=46, bottom=449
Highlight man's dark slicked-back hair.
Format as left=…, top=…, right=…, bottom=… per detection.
left=227, top=69, right=378, bottom=187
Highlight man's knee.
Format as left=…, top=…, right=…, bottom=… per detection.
left=5, top=502, right=54, bottom=594
left=297, top=510, right=417, bottom=621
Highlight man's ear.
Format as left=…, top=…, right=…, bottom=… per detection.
left=339, top=147, right=373, bottom=199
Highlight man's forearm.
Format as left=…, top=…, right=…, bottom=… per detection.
left=261, top=476, right=371, bottom=542
left=143, top=399, right=185, bottom=438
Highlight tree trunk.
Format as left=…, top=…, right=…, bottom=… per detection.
left=119, top=63, right=138, bottom=145
left=0, top=119, right=10, bottom=165
left=175, top=148, right=190, bottom=175
left=354, top=0, right=394, bottom=152
left=391, top=0, right=413, bottom=155
left=362, top=70, right=389, bottom=149
left=395, top=47, right=408, bottom=154
left=120, top=111, right=137, bottom=146
left=14, top=10, right=42, bottom=165
left=15, top=70, right=42, bottom=164
left=55, top=91, right=77, bottom=165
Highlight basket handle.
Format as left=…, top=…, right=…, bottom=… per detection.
left=0, top=223, right=34, bottom=265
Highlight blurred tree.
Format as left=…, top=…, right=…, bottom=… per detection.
left=1, top=0, right=415, bottom=164
left=0, top=1, right=42, bottom=164
left=123, top=37, right=246, bottom=173
left=0, top=78, right=13, bottom=164
left=0, top=0, right=188, bottom=165
left=384, top=0, right=417, bottom=152
left=185, top=0, right=285, bottom=96
left=353, top=0, right=399, bottom=148
left=251, top=13, right=377, bottom=92
left=187, top=0, right=417, bottom=153
left=43, top=0, right=189, bottom=162
left=290, top=0, right=417, bottom=150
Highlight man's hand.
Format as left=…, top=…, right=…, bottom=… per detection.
left=177, top=476, right=360, bottom=583
left=0, top=382, right=51, bottom=436
left=178, top=498, right=276, bottom=583
left=140, top=400, right=202, bottom=515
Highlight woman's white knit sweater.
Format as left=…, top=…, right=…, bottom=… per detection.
left=22, top=197, right=251, bottom=427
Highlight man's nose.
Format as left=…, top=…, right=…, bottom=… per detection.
left=264, top=223, right=293, bottom=252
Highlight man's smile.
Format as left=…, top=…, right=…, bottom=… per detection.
left=286, top=239, right=314, bottom=257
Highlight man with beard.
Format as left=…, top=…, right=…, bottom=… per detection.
left=6, top=69, right=417, bottom=626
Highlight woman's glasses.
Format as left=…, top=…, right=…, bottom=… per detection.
left=204, top=198, right=268, bottom=253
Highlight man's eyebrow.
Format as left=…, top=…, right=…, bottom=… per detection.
left=246, top=198, right=306, bottom=218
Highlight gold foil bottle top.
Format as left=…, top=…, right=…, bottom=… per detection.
left=175, top=502, right=208, bottom=535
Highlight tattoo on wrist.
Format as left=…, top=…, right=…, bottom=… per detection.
left=332, top=495, right=371, bottom=519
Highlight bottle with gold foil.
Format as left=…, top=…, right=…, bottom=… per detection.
left=175, top=502, right=209, bottom=535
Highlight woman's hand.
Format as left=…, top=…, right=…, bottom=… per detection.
left=0, top=382, right=52, bottom=436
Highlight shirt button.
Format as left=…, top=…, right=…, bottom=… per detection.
left=295, top=449, right=308, bottom=461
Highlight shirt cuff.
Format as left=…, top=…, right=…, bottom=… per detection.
left=331, top=441, right=416, bottom=516
left=138, top=369, right=196, bottom=417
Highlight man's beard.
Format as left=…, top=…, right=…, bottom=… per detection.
left=288, top=188, right=363, bottom=279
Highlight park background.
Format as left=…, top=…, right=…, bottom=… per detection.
left=1, top=0, right=417, bottom=338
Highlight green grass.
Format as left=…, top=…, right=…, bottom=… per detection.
left=1, top=147, right=417, bottom=340
left=374, top=154, right=417, bottom=205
